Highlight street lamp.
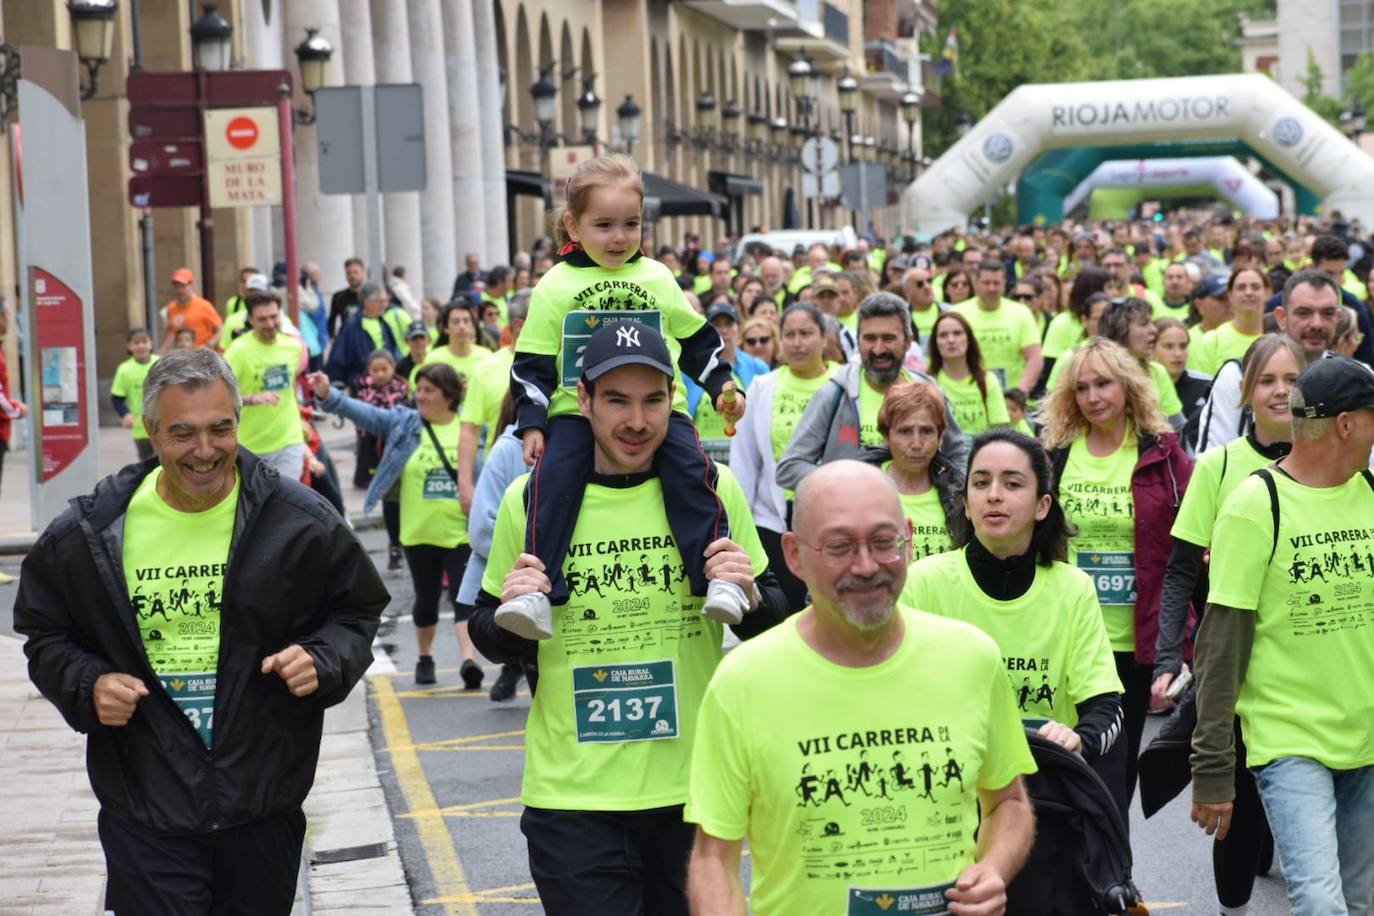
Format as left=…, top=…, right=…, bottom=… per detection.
left=788, top=56, right=817, bottom=134
left=900, top=89, right=921, bottom=180
left=294, top=28, right=333, bottom=95
left=616, top=94, right=642, bottom=153
left=720, top=98, right=741, bottom=153
left=67, top=0, right=117, bottom=99
left=575, top=76, right=602, bottom=144
left=694, top=89, right=717, bottom=150
left=530, top=67, right=558, bottom=170
left=747, top=110, right=767, bottom=155
left=837, top=67, right=859, bottom=164
left=190, top=3, right=234, bottom=72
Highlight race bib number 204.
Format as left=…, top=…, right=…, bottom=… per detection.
left=571, top=660, right=678, bottom=743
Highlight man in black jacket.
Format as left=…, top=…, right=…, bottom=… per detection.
left=14, top=347, right=389, bottom=915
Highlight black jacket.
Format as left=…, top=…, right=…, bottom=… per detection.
left=14, top=451, right=389, bottom=835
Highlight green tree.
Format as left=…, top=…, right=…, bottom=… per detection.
left=1342, top=52, right=1374, bottom=118
left=1300, top=47, right=1344, bottom=124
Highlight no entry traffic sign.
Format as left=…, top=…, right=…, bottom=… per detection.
left=225, top=115, right=259, bottom=150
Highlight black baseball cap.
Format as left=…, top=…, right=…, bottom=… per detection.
left=1293, top=356, right=1374, bottom=418
left=705, top=301, right=740, bottom=324
left=405, top=320, right=430, bottom=340
left=1193, top=273, right=1229, bottom=300
left=581, top=320, right=674, bottom=382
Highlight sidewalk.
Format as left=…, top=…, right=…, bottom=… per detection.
left=0, top=421, right=371, bottom=552
left=0, top=636, right=413, bottom=916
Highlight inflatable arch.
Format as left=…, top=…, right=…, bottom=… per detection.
left=902, top=73, right=1374, bottom=232
left=1062, top=157, right=1280, bottom=218
left=1016, top=142, right=1319, bottom=225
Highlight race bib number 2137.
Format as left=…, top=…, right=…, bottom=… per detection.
left=572, top=660, right=678, bottom=743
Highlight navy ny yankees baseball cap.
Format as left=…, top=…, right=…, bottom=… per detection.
left=581, top=320, right=675, bottom=382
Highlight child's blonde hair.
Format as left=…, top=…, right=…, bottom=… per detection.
left=552, top=154, right=645, bottom=250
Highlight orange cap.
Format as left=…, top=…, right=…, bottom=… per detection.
left=171, top=267, right=194, bottom=285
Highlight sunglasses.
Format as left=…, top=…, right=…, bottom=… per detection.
left=744, top=335, right=772, bottom=346
left=1011, top=293, right=1036, bottom=302
left=908, top=279, right=930, bottom=288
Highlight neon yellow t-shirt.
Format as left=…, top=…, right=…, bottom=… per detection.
left=224, top=333, right=304, bottom=454
left=123, top=467, right=238, bottom=747
left=482, top=466, right=768, bottom=810
left=1208, top=470, right=1374, bottom=770
left=770, top=366, right=835, bottom=462
left=481, top=289, right=510, bottom=325
left=1192, top=321, right=1263, bottom=377
left=1171, top=437, right=1273, bottom=548
left=858, top=376, right=889, bottom=447
left=400, top=415, right=469, bottom=548
left=888, top=475, right=953, bottom=561
left=837, top=310, right=858, bottom=336
left=684, top=609, right=1036, bottom=916
left=911, top=305, right=942, bottom=346
left=1186, top=324, right=1212, bottom=371
left=458, top=346, right=515, bottom=435
left=950, top=299, right=1040, bottom=391
left=1041, top=311, right=1084, bottom=361
left=419, top=344, right=492, bottom=388
left=519, top=256, right=706, bottom=418
left=111, top=355, right=158, bottom=441
left=1060, top=435, right=1138, bottom=652
left=1153, top=300, right=1191, bottom=323
left=360, top=309, right=410, bottom=352
left=936, top=369, right=1009, bottom=435
left=902, top=549, right=1122, bottom=727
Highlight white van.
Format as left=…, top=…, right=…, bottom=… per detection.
left=735, top=226, right=859, bottom=259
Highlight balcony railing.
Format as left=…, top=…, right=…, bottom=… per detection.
left=864, top=39, right=905, bottom=78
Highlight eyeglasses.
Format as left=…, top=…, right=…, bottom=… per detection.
left=744, top=335, right=772, bottom=346
left=794, top=533, right=910, bottom=568
left=1011, top=293, right=1036, bottom=302
left=908, top=279, right=930, bottom=288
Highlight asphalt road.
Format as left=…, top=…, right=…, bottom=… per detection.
left=0, top=523, right=1294, bottom=914
left=356, top=520, right=1293, bottom=915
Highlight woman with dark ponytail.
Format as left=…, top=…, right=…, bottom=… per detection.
left=901, top=429, right=1125, bottom=778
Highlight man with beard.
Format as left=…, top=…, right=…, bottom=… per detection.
left=777, top=293, right=968, bottom=489
left=685, top=460, right=1036, bottom=916
left=1197, top=270, right=1341, bottom=452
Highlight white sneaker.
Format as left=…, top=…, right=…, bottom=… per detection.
left=495, top=592, right=554, bottom=640
left=702, top=579, right=750, bottom=626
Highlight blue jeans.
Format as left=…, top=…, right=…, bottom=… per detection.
left=1253, top=756, right=1374, bottom=916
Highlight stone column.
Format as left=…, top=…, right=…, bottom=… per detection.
left=338, top=0, right=379, bottom=274
left=368, top=0, right=425, bottom=294
left=470, top=0, right=510, bottom=264
left=408, top=0, right=457, bottom=299
left=282, top=0, right=354, bottom=294
left=442, top=0, right=488, bottom=272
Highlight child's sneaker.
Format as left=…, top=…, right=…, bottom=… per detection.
left=495, top=592, right=554, bottom=640
left=701, top=579, right=750, bottom=626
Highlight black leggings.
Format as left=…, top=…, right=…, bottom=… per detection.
left=1215, top=719, right=1272, bottom=907
left=382, top=498, right=400, bottom=548
left=1101, top=651, right=1153, bottom=826
left=404, top=543, right=472, bottom=627
left=525, top=413, right=728, bottom=604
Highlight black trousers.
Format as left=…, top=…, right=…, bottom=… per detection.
left=100, top=807, right=306, bottom=916
left=525, top=413, right=728, bottom=604
left=382, top=498, right=401, bottom=548
left=404, top=543, right=472, bottom=627
left=1105, top=651, right=1154, bottom=827
left=521, top=805, right=694, bottom=916
left=758, top=525, right=807, bottom=613
left=1215, top=719, right=1273, bottom=907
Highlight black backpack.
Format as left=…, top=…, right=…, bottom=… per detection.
left=1006, top=732, right=1142, bottom=916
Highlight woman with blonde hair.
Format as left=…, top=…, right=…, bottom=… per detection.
left=740, top=316, right=780, bottom=369
left=1042, top=337, right=1194, bottom=826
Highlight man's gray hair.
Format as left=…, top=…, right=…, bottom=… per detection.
left=507, top=289, right=532, bottom=322
left=142, top=348, right=242, bottom=433
left=1288, top=384, right=1332, bottom=442
left=1282, top=268, right=1341, bottom=309
left=358, top=281, right=386, bottom=303
left=857, top=291, right=913, bottom=338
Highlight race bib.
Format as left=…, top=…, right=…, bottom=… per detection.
left=1077, top=551, right=1137, bottom=606
left=560, top=310, right=663, bottom=388
left=422, top=467, right=457, bottom=499
left=572, top=660, right=679, bottom=743
left=160, top=672, right=216, bottom=747
left=848, top=882, right=955, bottom=915
left=262, top=363, right=291, bottom=392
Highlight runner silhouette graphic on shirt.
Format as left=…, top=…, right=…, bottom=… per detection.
left=941, top=748, right=965, bottom=790
left=1017, top=677, right=1033, bottom=711
left=1035, top=676, right=1056, bottom=709
left=822, top=769, right=851, bottom=806
left=796, top=763, right=822, bottom=807
left=917, top=752, right=938, bottom=801
left=891, top=751, right=915, bottom=790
